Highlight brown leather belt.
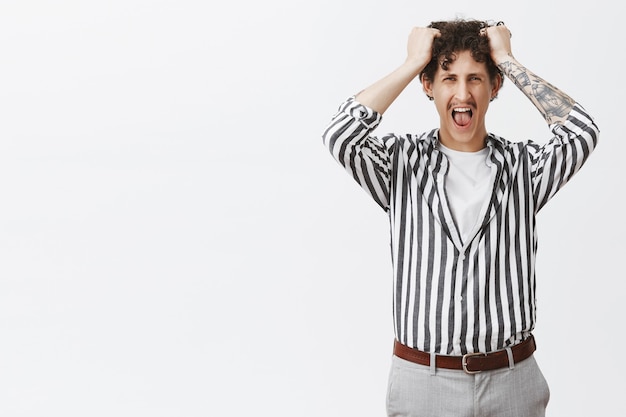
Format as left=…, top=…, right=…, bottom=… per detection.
left=393, top=335, right=536, bottom=374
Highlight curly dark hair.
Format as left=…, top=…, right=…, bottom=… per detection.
left=420, top=19, right=503, bottom=85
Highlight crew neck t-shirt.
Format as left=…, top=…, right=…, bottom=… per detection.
left=438, top=143, right=492, bottom=242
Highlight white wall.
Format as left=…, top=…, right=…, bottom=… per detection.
left=0, top=1, right=622, bottom=416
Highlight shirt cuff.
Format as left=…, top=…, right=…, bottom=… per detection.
left=338, top=96, right=382, bottom=129
left=550, top=103, right=598, bottom=139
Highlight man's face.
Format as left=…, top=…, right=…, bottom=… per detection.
left=422, top=50, right=501, bottom=152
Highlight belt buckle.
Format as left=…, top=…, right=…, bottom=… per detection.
left=462, top=352, right=486, bottom=374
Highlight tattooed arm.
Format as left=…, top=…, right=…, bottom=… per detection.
left=486, top=25, right=575, bottom=125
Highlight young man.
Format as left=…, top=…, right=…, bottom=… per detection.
left=321, top=20, right=599, bottom=416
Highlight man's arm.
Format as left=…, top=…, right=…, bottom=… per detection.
left=486, top=25, right=575, bottom=125
left=355, top=27, right=440, bottom=114
left=321, top=28, right=440, bottom=210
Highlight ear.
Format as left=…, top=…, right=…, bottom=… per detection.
left=422, top=76, right=433, bottom=99
left=491, top=73, right=503, bottom=99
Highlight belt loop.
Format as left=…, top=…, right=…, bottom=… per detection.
left=505, top=347, right=514, bottom=370
left=429, top=352, right=437, bottom=376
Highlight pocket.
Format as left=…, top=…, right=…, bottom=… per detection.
left=385, top=359, right=397, bottom=415
left=534, top=359, right=551, bottom=407
left=521, top=355, right=551, bottom=410
left=386, top=356, right=433, bottom=416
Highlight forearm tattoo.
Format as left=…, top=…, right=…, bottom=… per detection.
left=499, top=60, right=575, bottom=124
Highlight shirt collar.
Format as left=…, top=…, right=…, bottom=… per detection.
left=430, top=129, right=504, bottom=151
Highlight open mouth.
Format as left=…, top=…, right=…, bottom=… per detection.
left=452, top=107, right=472, bottom=127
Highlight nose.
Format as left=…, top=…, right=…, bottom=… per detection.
left=454, top=81, right=471, bottom=102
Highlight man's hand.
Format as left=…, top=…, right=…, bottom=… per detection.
left=405, top=27, right=441, bottom=71
left=483, top=24, right=513, bottom=65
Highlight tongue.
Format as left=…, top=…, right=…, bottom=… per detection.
left=453, top=111, right=471, bottom=127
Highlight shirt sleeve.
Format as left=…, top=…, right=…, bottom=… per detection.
left=322, top=96, right=393, bottom=211
left=530, top=103, right=600, bottom=211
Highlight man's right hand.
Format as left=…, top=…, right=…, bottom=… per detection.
left=354, top=27, right=440, bottom=114
left=405, top=27, right=441, bottom=71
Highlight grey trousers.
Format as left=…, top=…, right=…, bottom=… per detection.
left=386, top=354, right=550, bottom=417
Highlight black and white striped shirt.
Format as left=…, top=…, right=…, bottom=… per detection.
left=322, top=96, right=599, bottom=355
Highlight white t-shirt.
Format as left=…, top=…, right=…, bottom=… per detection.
left=438, top=143, right=493, bottom=243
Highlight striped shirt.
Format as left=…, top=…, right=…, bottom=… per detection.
left=322, top=96, right=599, bottom=355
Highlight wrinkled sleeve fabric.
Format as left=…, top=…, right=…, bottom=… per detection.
left=528, top=103, right=600, bottom=211
left=322, top=96, right=394, bottom=211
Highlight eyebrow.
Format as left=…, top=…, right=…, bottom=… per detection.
left=439, top=71, right=486, bottom=79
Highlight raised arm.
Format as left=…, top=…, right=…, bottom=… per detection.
left=355, top=27, right=440, bottom=114
left=484, top=24, right=599, bottom=210
left=485, top=24, right=575, bottom=125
